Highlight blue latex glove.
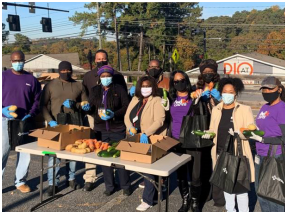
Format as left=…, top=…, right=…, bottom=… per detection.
left=48, top=120, right=58, bottom=127
left=22, top=114, right=31, bottom=121
left=201, top=90, right=211, bottom=101
left=140, top=133, right=149, bottom=144
left=129, top=127, right=137, bottom=136
left=100, top=109, right=114, bottom=121
left=82, top=103, right=90, bottom=111
left=63, top=99, right=75, bottom=109
left=129, top=86, right=136, bottom=97
left=2, top=106, right=15, bottom=118
left=210, top=89, right=222, bottom=101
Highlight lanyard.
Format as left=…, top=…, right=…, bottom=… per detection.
left=133, top=100, right=147, bottom=126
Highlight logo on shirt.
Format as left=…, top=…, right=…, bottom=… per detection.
left=258, top=111, right=270, bottom=120
left=173, top=99, right=189, bottom=107
left=223, top=168, right=228, bottom=174
left=26, top=83, right=31, bottom=86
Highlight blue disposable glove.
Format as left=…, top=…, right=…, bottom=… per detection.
left=82, top=103, right=90, bottom=111
left=2, top=105, right=15, bottom=118
left=129, top=86, right=136, bottom=97
left=201, top=90, right=211, bottom=101
left=140, top=133, right=149, bottom=144
left=100, top=109, right=114, bottom=121
left=63, top=99, right=75, bottom=109
left=22, top=114, right=31, bottom=121
left=129, top=127, right=137, bottom=136
left=48, top=120, right=58, bottom=127
left=210, top=89, right=221, bottom=101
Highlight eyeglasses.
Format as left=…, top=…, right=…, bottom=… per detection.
left=174, top=79, right=185, bottom=84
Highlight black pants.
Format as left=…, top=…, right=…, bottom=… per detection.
left=95, top=130, right=131, bottom=192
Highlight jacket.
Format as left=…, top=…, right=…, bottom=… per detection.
left=40, top=78, right=88, bottom=123
left=209, top=101, right=255, bottom=182
left=89, top=84, right=129, bottom=132
left=82, top=68, right=127, bottom=97
left=124, top=96, right=166, bottom=136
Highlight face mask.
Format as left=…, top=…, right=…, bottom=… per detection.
left=97, top=61, right=108, bottom=68
left=148, top=68, right=162, bottom=79
left=141, top=87, right=152, bottom=97
left=59, top=72, right=72, bottom=81
left=12, top=62, right=24, bottom=72
left=174, top=80, right=187, bottom=92
left=101, top=77, right=112, bottom=87
left=202, top=73, right=214, bottom=83
left=222, top=93, right=235, bottom=105
left=262, top=90, right=280, bottom=103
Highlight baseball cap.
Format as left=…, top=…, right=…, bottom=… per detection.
left=259, top=76, right=280, bottom=90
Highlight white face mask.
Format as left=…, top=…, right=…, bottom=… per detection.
left=222, top=93, right=235, bottom=105
left=141, top=87, right=152, bottom=97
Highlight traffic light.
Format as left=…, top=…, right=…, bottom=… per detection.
left=29, top=2, right=35, bottom=13
left=6, top=14, right=21, bottom=31
left=40, top=17, right=52, bottom=32
left=2, top=2, right=7, bottom=10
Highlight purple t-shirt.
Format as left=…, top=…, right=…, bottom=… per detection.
left=170, top=95, right=192, bottom=140
left=256, top=101, right=285, bottom=156
left=2, top=70, right=41, bottom=119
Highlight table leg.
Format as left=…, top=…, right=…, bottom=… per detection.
left=158, top=176, right=162, bottom=212
left=40, top=156, right=44, bottom=203
left=53, top=156, right=56, bottom=197
left=165, top=176, right=170, bottom=212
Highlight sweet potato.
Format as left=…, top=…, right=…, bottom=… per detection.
left=74, top=148, right=87, bottom=154
left=75, top=140, right=83, bottom=145
left=78, top=142, right=87, bottom=149
left=88, top=140, right=95, bottom=151
left=85, top=148, right=91, bottom=153
left=65, top=144, right=74, bottom=151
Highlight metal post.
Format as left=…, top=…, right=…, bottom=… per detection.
left=114, top=12, right=122, bottom=71
left=165, top=177, right=170, bottom=212
left=158, top=176, right=162, bottom=212
left=40, top=156, right=44, bottom=203
left=203, top=28, right=207, bottom=59
left=52, top=156, right=56, bottom=196
left=97, top=2, right=102, bottom=49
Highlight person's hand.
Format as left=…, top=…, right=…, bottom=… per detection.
left=63, top=99, right=75, bottom=109
left=140, top=133, right=149, bottom=144
left=161, top=98, right=170, bottom=111
left=2, top=105, right=16, bottom=118
left=228, top=128, right=234, bottom=136
left=210, top=89, right=221, bottom=101
left=250, top=132, right=263, bottom=142
left=201, top=130, right=213, bottom=139
left=201, top=90, right=211, bottom=101
left=48, top=120, right=58, bottom=127
left=194, top=89, right=203, bottom=105
left=129, top=86, right=136, bottom=97
left=129, top=127, right=137, bottom=136
left=82, top=103, right=90, bottom=111
left=22, top=114, right=31, bottom=121
left=101, top=109, right=114, bottom=120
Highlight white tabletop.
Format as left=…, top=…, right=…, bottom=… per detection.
left=16, top=142, right=191, bottom=177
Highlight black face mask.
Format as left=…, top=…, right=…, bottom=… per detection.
left=174, top=80, right=187, bottom=92
left=202, top=73, right=214, bottom=83
left=148, top=68, right=162, bottom=79
left=60, top=72, right=72, bottom=81
left=97, top=61, right=108, bottom=68
left=262, top=90, right=280, bottom=103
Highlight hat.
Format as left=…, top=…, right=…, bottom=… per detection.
left=97, top=65, right=114, bottom=76
left=260, top=76, right=280, bottom=90
left=58, top=61, right=72, bottom=72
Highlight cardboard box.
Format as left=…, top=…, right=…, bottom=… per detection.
left=29, top=125, right=90, bottom=150
left=116, top=134, right=179, bottom=164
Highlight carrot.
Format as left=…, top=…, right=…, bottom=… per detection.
left=88, top=140, right=95, bottom=151
left=208, top=82, right=214, bottom=91
left=96, top=141, right=102, bottom=149
left=240, top=128, right=249, bottom=134
left=93, top=139, right=98, bottom=147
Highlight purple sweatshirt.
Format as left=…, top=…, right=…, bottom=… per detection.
left=2, top=69, right=42, bottom=119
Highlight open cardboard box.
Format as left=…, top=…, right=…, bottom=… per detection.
left=29, top=125, right=90, bottom=150
left=116, top=134, right=179, bottom=164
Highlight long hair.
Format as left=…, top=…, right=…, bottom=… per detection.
left=135, top=76, right=159, bottom=100
left=169, top=70, right=193, bottom=103
left=197, top=59, right=220, bottom=89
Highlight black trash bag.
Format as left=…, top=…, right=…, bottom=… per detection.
left=57, top=105, right=83, bottom=126
left=257, top=142, right=285, bottom=205
left=8, top=119, right=36, bottom=151
left=179, top=101, right=213, bottom=148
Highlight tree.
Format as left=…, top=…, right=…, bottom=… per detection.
left=2, top=23, right=9, bottom=43
left=14, top=33, right=31, bottom=52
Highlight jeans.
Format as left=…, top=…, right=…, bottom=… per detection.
left=47, top=157, right=76, bottom=186
left=224, top=192, right=249, bottom=212
left=255, top=154, right=285, bottom=212
left=2, top=117, right=31, bottom=187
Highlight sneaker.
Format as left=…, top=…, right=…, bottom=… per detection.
left=46, top=185, right=59, bottom=197
left=16, top=184, right=31, bottom=193
left=136, top=202, right=152, bottom=211
left=123, top=188, right=132, bottom=196
left=139, top=181, right=145, bottom=188
left=104, top=189, right=115, bottom=196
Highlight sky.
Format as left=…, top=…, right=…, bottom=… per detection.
left=1, top=2, right=285, bottom=43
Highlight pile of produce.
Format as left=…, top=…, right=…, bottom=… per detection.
left=240, top=124, right=265, bottom=138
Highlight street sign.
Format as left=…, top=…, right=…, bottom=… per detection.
left=172, top=49, right=179, bottom=64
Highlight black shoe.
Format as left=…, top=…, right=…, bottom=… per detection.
left=46, top=185, right=59, bottom=197
left=104, top=189, right=115, bottom=196
left=123, top=188, right=132, bottom=196
left=67, top=180, right=81, bottom=190
left=190, top=185, right=201, bottom=212
left=178, top=180, right=191, bottom=212
left=82, top=182, right=95, bottom=192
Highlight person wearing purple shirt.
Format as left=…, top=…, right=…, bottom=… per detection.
left=250, top=76, right=285, bottom=212
left=2, top=51, right=41, bottom=193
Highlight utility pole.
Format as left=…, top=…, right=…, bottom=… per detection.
left=203, top=28, right=207, bottom=59
left=114, top=13, right=122, bottom=71
left=137, top=24, right=143, bottom=71
left=96, top=2, right=102, bottom=49
left=124, top=22, right=131, bottom=71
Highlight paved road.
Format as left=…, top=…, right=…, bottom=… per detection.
left=2, top=151, right=262, bottom=212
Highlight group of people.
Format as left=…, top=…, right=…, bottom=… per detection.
left=2, top=49, right=285, bottom=212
